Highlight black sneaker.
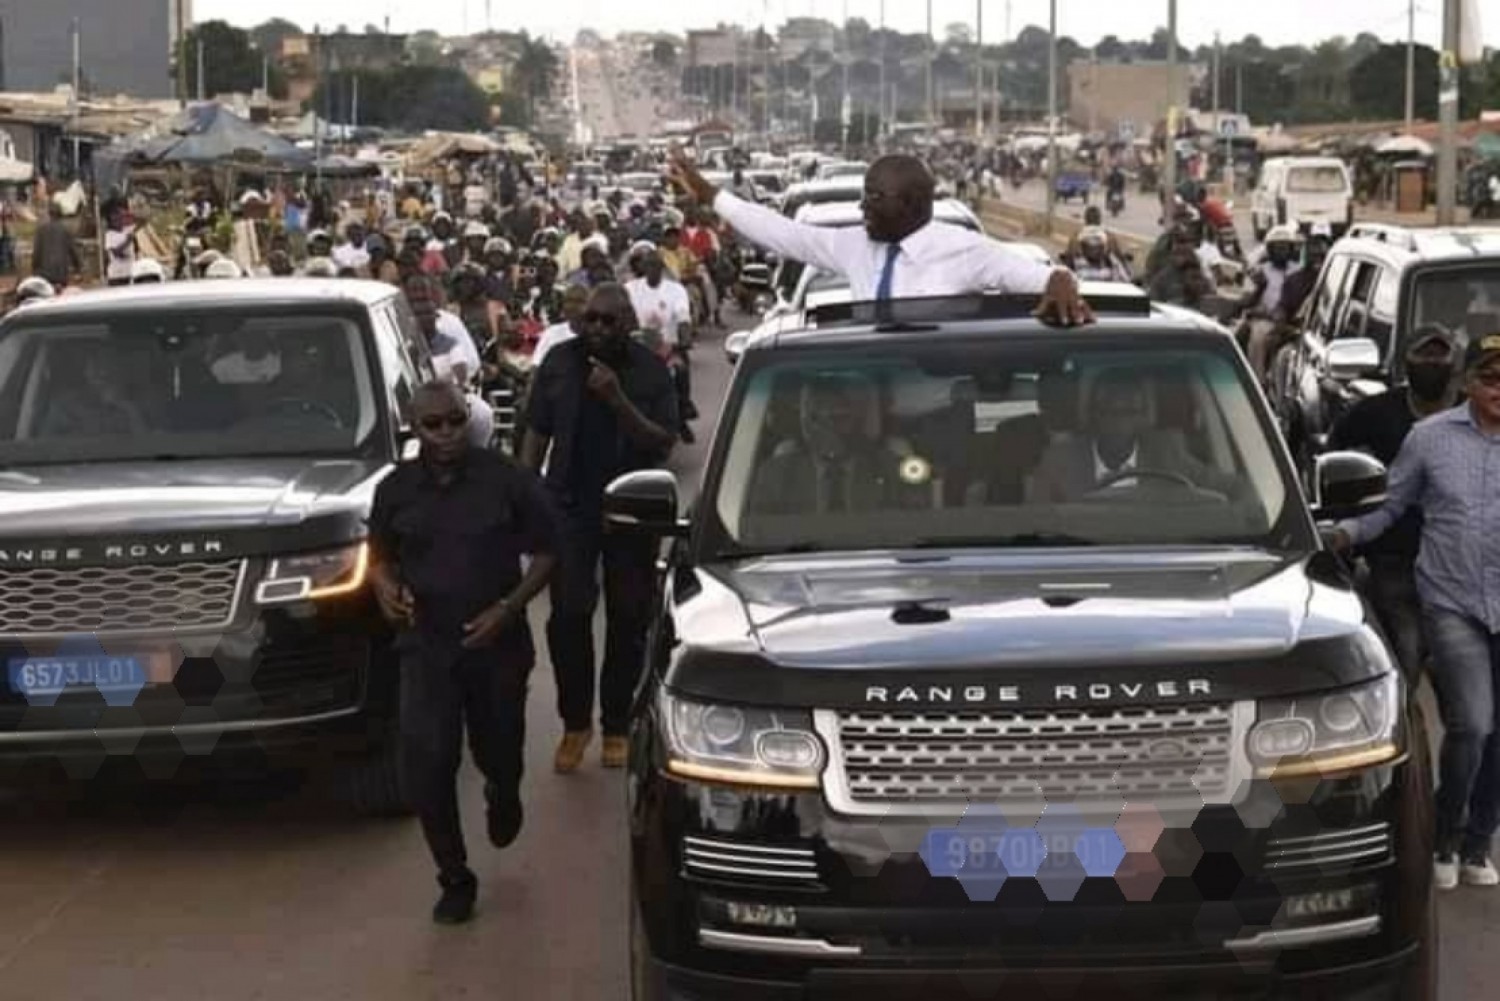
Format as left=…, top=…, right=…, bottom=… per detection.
left=485, top=782, right=524, bottom=849
left=680, top=426, right=696, bottom=444
left=433, top=870, right=477, bottom=924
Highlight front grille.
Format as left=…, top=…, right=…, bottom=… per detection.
left=252, top=635, right=367, bottom=714
left=1264, top=822, right=1393, bottom=871
left=682, top=836, right=821, bottom=886
left=820, top=704, right=1239, bottom=811
left=0, top=560, right=244, bottom=636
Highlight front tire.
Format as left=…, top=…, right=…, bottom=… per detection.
left=630, top=892, right=666, bottom=1001
left=337, top=722, right=410, bottom=817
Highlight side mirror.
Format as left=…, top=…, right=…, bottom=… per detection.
left=1312, top=450, right=1387, bottom=521
left=1326, top=338, right=1381, bottom=382
left=604, top=470, right=688, bottom=537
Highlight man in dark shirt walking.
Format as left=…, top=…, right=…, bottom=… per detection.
left=1328, top=328, right=1460, bottom=680
left=368, top=381, right=558, bottom=924
left=522, top=283, right=679, bottom=773
left=30, top=202, right=81, bottom=288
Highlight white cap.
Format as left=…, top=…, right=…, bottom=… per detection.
left=15, top=276, right=56, bottom=302
left=301, top=257, right=338, bottom=278
left=238, top=190, right=266, bottom=205
left=483, top=236, right=512, bottom=254
left=204, top=258, right=244, bottom=279
left=1264, top=225, right=1299, bottom=244
left=464, top=220, right=490, bottom=238
left=629, top=240, right=657, bottom=257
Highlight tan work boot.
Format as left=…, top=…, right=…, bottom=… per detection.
left=554, top=730, right=593, bottom=773
left=601, top=736, right=629, bottom=769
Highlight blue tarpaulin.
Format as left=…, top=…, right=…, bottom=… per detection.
left=94, top=102, right=313, bottom=191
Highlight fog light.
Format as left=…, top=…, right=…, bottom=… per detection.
left=725, top=901, right=798, bottom=929
left=757, top=731, right=821, bottom=770
left=1250, top=718, right=1315, bottom=760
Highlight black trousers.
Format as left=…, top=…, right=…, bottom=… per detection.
left=399, top=642, right=532, bottom=880
left=546, top=508, right=657, bottom=736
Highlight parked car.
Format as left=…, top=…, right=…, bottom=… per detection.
left=1267, top=223, right=1500, bottom=480
left=620, top=289, right=1433, bottom=1001
left=0, top=279, right=437, bottom=814
left=1054, top=169, right=1094, bottom=202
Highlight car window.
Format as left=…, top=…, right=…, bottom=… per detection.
left=709, top=339, right=1300, bottom=555
left=0, top=312, right=378, bottom=465
left=1286, top=166, right=1348, bottom=194
left=371, top=304, right=423, bottom=427
left=1306, top=255, right=1352, bottom=344
left=1333, top=261, right=1383, bottom=349
left=1406, top=263, right=1500, bottom=357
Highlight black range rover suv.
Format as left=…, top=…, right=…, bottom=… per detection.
left=0, top=280, right=436, bottom=812
left=613, top=292, right=1435, bottom=1000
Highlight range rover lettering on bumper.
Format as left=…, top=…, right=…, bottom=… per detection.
left=864, top=679, right=1212, bottom=705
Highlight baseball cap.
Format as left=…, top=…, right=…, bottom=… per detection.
left=1464, top=332, right=1500, bottom=372
left=1407, top=325, right=1457, bottom=356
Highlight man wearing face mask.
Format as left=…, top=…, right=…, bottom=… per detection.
left=1327, top=328, right=1460, bottom=681
left=521, top=283, right=679, bottom=773
left=1276, top=224, right=1332, bottom=328
left=1236, top=227, right=1301, bottom=381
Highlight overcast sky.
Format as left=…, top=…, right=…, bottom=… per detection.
left=195, top=0, right=1494, bottom=50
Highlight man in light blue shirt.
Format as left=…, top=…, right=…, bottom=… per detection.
left=1330, top=332, right=1500, bottom=891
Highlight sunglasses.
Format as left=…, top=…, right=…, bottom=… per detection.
left=583, top=310, right=623, bottom=327
left=1472, top=369, right=1500, bottom=388
left=418, top=413, right=468, bottom=432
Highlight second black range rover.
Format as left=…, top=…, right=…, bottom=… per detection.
left=0, top=280, right=438, bottom=811
left=616, top=294, right=1435, bottom=999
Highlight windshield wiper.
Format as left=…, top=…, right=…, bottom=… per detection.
left=910, top=533, right=1097, bottom=549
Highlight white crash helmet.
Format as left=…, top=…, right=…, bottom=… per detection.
left=300, top=256, right=338, bottom=278
left=203, top=258, right=245, bottom=279
left=131, top=258, right=167, bottom=283
left=14, top=276, right=56, bottom=305
left=1264, top=225, right=1300, bottom=246
left=463, top=220, right=491, bottom=239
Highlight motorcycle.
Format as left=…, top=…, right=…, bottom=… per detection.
left=1106, top=189, right=1126, bottom=218
left=730, top=244, right=775, bottom=315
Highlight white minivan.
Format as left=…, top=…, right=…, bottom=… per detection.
left=1250, top=157, right=1354, bottom=242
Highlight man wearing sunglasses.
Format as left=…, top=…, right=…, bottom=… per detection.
left=1329, top=333, right=1500, bottom=892
left=368, top=381, right=559, bottom=925
left=669, top=148, right=1093, bottom=326
left=521, top=283, right=679, bottom=774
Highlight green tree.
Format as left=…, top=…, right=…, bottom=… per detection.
left=407, top=30, right=448, bottom=66
left=314, top=65, right=489, bottom=131
left=497, top=91, right=531, bottom=128
left=1350, top=43, right=1438, bottom=121
left=179, top=21, right=288, bottom=99
left=512, top=33, right=560, bottom=121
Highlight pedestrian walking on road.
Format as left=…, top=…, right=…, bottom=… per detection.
left=30, top=200, right=80, bottom=288
left=368, top=381, right=558, bottom=924
left=521, top=283, right=679, bottom=773
left=1329, top=333, right=1500, bottom=892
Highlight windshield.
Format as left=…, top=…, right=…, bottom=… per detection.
left=751, top=173, right=785, bottom=192
left=1286, top=165, right=1348, bottom=193
left=0, top=312, right=379, bottom=465
left=708, top=339, right=1302, bottom=554
left=1407, top=264, right=1500, bottom=357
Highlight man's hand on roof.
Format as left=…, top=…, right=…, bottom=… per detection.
left=667, top=147, right=717, bottom=206
left=1035, top=269, right=1095, bottom=327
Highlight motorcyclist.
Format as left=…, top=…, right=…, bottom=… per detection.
left=1276, top=223, right=1332, bottom=327
left=1069, top=227, right=1133, bottom=283
left=1148, top=227, right=1215, bottom=311
left=1235, top=225, right=1301, bottom=381
left=1105, top=165, right=1127, bottom=214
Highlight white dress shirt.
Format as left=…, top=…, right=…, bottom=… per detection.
left=331, top=242, right=370, bottom=273
left=432, top=310, right=482, bottom=384
left=1094, top=442, right=1139, bottom=489
left=625, top=276, right=692, bottom=349
left=713, top=191, right=1056, bottom=299
left=532, top=321, right=577, bottom=368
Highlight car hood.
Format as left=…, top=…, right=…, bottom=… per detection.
left=670, top=548, right=1376, bottom=708
left=0, top=457, right=385, bottom=537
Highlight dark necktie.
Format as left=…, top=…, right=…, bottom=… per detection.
left=875, top=243, right=901, bottom=302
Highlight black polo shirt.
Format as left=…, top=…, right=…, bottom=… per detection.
left=527, top=337, right=678, bottom=512
left=368, top=449, right=557, bottom=654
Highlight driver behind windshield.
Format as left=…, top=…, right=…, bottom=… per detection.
left=748, top=373, right=935, bottom=516
left=1028, top=368, right=1236, bottom=503
left=38, top=343, right=149, bottom=438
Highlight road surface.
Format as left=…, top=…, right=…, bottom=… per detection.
left=0, top=312, right=1494, bottom=1000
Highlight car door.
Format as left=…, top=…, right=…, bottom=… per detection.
left=1283, top=252, right=1354, bottom=465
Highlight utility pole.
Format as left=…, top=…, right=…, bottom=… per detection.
left=1404, top=0, right=1416, bottom=131
left=196, top=35, right=205, bottom=100
left=1435, top=0, right=1460, bottom=224
left=1045, top=0, right=1057, bottom=232
left=1088, top=48, right=1098, bottom=136
left=840, top=0, right=850, bottom=153
left=973, top=0, right=983, bottom=140
left=878, top=0, right=887, bottom=143
left=262, top=53, right=270, bottom=95
left=70, top=18, right=81, bottom=174
left=1216, top=33, right=1232, bottom=192
left=762, top=2, right=772, bottom=138
left=351, top=72, right=360, bottom=129
left=925, top=0, right=934, bottom=125
left=1162, top=0, right=1178, bottom=212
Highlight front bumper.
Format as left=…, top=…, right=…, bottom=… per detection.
left=0, top=592, right=394, bottom=766
left=633, top=758, right=1431, bottom=1001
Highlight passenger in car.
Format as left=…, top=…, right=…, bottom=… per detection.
left=1028, top=368, right=1238, bottom=502
left=38, top=345, right=148, bottom=438
left=749, top=373, right=937, bottom=515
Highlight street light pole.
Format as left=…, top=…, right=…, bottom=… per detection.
left=840, top=0, right=850, bottom=153
left=1162, top=0, right=1178, bottom=211
left=1045, top=0, right=1057, bottom=233
left=926, top=0, right=934, bottom=125
left=1435, top=0, right=1460, bottom=224
left=974, top=0, right=983, bottom=140
left=878, top=0, right=887, bottom=143
left=1404, top=0, right=1416, bottom=131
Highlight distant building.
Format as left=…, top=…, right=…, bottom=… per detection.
left=0, top=0, right=188, bottom=98
left=276, top=31, right=408, bottom=108
left=1067, top=60, right=1201, bottom=137
left=686, top=28, right=745, bottom=69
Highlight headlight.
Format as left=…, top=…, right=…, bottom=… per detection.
left=1248, top=673, right=1401, bottom=778
left=660, top=690, right=824, bottom=789
left=254, top=542, right=369, bottom=605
